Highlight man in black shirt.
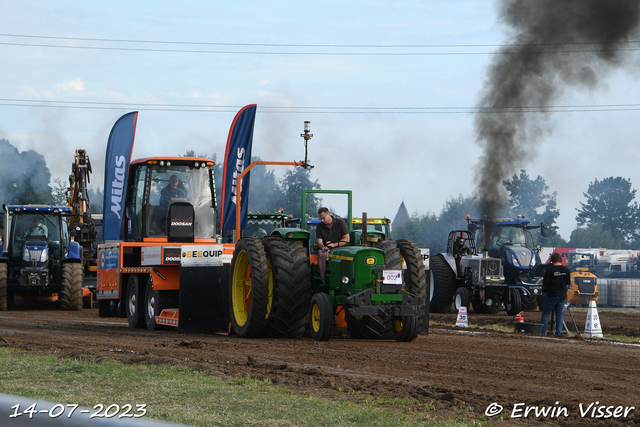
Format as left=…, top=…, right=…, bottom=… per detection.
left=540, top=252, right=571, bottom=336
left=316, top=207, right=350, bottom=278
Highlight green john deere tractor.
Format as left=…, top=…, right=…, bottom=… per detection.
left=303, top=190, right=426, bottom=342
left=228, top=190, right=427, bottom=342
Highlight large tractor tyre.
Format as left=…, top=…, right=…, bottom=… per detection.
left=505, top=288, right=522, bottom=316
left=263, top=237, right=311, bottom=339
left=395, top=239, right=428, bottom=327
left=309, top=293, right=333, bottom=342
left=520, top=293, right=539, bottom=311
left=0, top=263, right=7, bottom=311
left=230, top=237, right=271, bottom=338
left=126, top=275, right=146, bottom=329
left=454, top=287, right=470, bottom=312
left=59, top=263, right=83, bottom=311
left=429, top=254, right=457, bottom=313
left=345, top=309, right=366, bottom=339
left=392, top=314, right=419, bottom=342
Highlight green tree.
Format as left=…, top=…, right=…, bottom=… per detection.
left=51, top=178, right=67, bottom=206
left=393, top=211, right=443, bottom=254
left=0, top=140, right=53, bottom=204
left=277, top=167, right=321, bottom=218
left=438, top=194, right=479, bottom=232
left=575, top=177, right=640, bottom=244
left=503, top=169, right=564, bottom=247
left=568, top=223, right=623, bottom=249
left=246, top=157, right=282, bottom=214
left=503, top=170, right=559, bottom=226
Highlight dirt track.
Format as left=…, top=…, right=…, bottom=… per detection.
left=1, top=307, right=639, bottom=426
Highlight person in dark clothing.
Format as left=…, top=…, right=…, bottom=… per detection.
left=452, top=236, right=470, bottom=275
left=316, top=207, right=349, bottom=278
left=540, top=252, right=571, bottom=335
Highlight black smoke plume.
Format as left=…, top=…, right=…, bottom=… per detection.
left=474, top=0, right=640, bottom=218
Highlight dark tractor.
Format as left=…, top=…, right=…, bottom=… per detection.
left=429, top=229, right=521, bottom=316
left=467, top=215, right=548, bottom=310
left=0, top=205, right=83, bottom=311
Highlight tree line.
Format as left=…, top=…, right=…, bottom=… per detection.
left=1, top=138, right=638, bottom=252
left=392, top=170, right=640, bottom=255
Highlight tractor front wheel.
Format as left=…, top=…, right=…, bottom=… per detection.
left=230, top=237, right=271, bottom=338
left=506, top=288, right=522, bottom=316
left=454, top=287, right=470, bottom=312
left=59, top=263, right=83, bottom=311
left=310, top=293, right=333, bottom=341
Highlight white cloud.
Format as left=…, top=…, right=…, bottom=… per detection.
left=56, top=78, right=85, bottom=94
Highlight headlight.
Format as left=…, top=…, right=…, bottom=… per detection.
left=510, top=253, right=521, bottom=267
left=529, top=256, right=536, bottom=267
left=40, top=248, right=48, bottom=263
left=341, top=276, right=349, bottom=284
left=23, top=246, right=30, bottom=261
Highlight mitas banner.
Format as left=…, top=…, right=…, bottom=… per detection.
left=220, top=104, right=257, bottom=231
left=102, top=111, right=137, bottom=241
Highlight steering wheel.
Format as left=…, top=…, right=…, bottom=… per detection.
left=458, top=246, right=471, bottom=256
left=495, top=238, right=511, bottom=247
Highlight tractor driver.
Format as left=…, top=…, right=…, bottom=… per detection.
left=452, top=236, right=470, bottom=275
left=25, top=216, right=48, bottom=238
left=316, top=207, right=349, bottom=278
left=160, top=175, right=186, bottom=205
left=453, top=236, right=470, bottom=258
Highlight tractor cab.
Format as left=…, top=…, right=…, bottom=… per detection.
left=242, top=210, right=298, bottom=239
left=124, top=157, right=217, bottom=242
left=4, top=206, right=72, bottom=285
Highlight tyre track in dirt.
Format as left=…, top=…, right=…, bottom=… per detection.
left=1, top=308, right=639, bottom=426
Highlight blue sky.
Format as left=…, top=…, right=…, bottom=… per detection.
left=2, top=1, right=640, bottom=240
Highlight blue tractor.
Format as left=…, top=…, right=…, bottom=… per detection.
left=0, top=205, right=83, bottom=310
left=467, top=215, right=549, bottom=310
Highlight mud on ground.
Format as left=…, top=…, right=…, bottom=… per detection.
left=1, top=306, right=639, bottom=426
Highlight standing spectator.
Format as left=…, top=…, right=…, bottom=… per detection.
left=540, top=252, right=571, bottom=336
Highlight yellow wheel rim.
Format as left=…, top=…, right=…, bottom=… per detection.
left=311, top=302, right=321, bottom=332
left=265, top=259, right=273, bottom=320
left=394, top=317, right=404, bottom=332
left=231, top=250, right=250, bottom=327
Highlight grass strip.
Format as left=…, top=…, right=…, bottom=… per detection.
left=0, top=347, right=476, bottom=427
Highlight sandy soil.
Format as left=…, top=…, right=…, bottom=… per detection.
left=1, top=306, right=639, bottom=426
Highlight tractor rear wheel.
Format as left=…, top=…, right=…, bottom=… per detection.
left=505, top=288, right=522, bottom=316
left=0, top=263, right=7, bottom=311
left=126, top=275, right=146, bottom=328
left=263, top=237, right=311, bottom=339
left=345, top=309, right=366, bottom=339
left=59, top=263, right=83, bottom=311
left=230, top=237, right=271, bottom=338
left=396, top=239, right=427, bottom=327
left=392, top=314, right=419, bottom=342
left=309, top=293, right=333, bottom=341
left=429, top=254, right=457, bottom=313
